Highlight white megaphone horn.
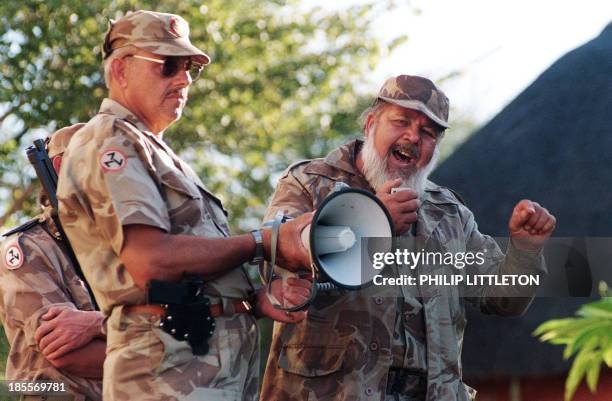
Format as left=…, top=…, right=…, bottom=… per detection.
left=300, top=187, right=394, bottom=290
left=264, top=186, right=394, bottom=311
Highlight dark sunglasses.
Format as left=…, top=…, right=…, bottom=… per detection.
left=128, top=55, right=204, bottom=81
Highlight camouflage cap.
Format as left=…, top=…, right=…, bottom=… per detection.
left=376, top=75, right=450, bottom=129
left=102, top=10, right=211, bottom=65
left=46, top=123, right=85, bottom=172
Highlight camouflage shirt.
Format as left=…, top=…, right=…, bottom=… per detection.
left=260, top=140, right=545, bottom=401
left=57, top=98, right=258, bottom=401
left=0, top=212, right=102, bottom=401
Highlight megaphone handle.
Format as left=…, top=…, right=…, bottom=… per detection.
left=267, top=214, right=284, bottom=287
left=263, top=216, right=282, bottom=307
left=267, top=214, right=317, bottom=312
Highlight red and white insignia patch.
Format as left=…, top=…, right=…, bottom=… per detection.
left=168, top=17, right=187, bottom=38
left=99, top=148, right=127, bottom=172
left=3, top=243, right=23, bottom=270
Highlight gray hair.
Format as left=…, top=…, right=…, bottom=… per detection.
left=102, top=45, right=138, bottom=89
left=359, top=99, right=390, bottom=133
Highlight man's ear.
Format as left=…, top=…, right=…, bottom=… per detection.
left=364, top=113, right=375, bottom=138
left=110, top=58, right=129, bottom=88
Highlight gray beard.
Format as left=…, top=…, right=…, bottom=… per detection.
left=361, top=133, right=440, bottom=198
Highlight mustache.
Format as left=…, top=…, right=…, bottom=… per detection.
left=391, top=143, right=420, bottom=160
left=164, top=87, right=187, bottom=99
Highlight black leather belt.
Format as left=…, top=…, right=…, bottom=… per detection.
left=125, top=299, right=253, bottom=318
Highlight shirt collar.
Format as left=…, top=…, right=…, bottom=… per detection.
left=99, top=98, right=155, bottom=136
left=322, top=139, right=363, bottom=175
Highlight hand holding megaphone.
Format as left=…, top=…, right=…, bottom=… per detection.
left=263, top=212, right=314, bottom=273
left=376, top=179, right=420, bottom=235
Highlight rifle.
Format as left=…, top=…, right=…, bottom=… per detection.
left=27, top=139, right=99, bottom=311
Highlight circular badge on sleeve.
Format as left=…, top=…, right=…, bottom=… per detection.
left=99, top=148, right=127, bottom=172
left=3, top=242, right=24, bottom=270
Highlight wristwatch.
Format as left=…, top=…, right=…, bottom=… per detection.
left=250, top=229, right=264, bottom=265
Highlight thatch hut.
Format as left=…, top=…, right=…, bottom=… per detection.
left=432, top=22, right=612, bottom=401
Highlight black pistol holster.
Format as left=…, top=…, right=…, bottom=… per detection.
left=147, top=275, right=215, bottom=355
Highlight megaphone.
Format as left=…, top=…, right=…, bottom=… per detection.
left=265, top=187, right=394, bottom=311
left=300, top=188, right=394, bottom=289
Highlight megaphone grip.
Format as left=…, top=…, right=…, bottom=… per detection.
left=313, top=225, right=356, bottom=255
left=316, top=282, right=337, bottom=292
left=267, top=214, right=318, bottom=312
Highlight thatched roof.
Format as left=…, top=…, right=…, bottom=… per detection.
left=433, top=22, right=612, bottom=237
left=431, top=22, right=612, bottom=379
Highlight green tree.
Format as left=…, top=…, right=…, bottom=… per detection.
left=534, top=283, right=612, bottom=401
left=0, top=0, right=406, bottom=231
left=0, top=325, right=18, bottom=401
left=0, top=0, right=406, bottom=373
left=0, top=325, right=7, bottom=379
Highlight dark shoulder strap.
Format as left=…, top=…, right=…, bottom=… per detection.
left=2, top=218, right=41, bottom=237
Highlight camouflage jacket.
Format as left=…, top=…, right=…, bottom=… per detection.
left=57, top=98, right=258, bottom=401
left=0, top=213, right=102, bottom=401
left=260, top=140, right=545, bottom=401
left=57, top=98, right=254, bottom=315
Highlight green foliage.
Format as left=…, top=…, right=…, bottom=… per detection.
left=0, top=324, right=7, bottom=379
left=533, top=283, right=612, bottom=401
left=0, top=326, right=20, bottom=399
left=0, top=0, right=405, bottom=231
left=0, top=0, right=407, bottom=380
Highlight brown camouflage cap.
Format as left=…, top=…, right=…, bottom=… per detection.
left=102, top=10, right=211, bottom=65
left=46, top=123, right=85, bottom=172
left=47, top=123, right=85, bottom=158
left=377, top=75, right=450, bottom=129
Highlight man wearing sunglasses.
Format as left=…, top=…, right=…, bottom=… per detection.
left=56, top=10, right=312, bottom=401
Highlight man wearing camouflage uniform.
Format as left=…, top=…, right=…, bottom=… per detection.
left=260, top=75, right=556, bottom=401
left=56, top=10, right=311, bottom=401
left=0, top=125, right=103, bottom=401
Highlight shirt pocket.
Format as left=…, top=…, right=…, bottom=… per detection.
left=105, top=309, right=165, bottom=371
left=430, top=223, right=466, bottom=254
left=158, top=168, right=202, bottom=200
left=279, top=343, right=348, bottom=377
left=157, top=168, right=206, bottom=232
left=278, top=318, right=350, bottom=377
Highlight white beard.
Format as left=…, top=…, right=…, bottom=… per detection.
left=361, top=132, right=440, bottom=198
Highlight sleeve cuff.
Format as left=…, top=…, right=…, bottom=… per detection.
left=506, top=239, right=547, bottom=274
left=22, top=303, right=76, bottom=348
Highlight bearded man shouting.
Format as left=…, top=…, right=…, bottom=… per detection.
left=259, top=75, right=556, bottom=401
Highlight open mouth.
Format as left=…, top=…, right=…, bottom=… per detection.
left=391, top=144, right=419, bottom=164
